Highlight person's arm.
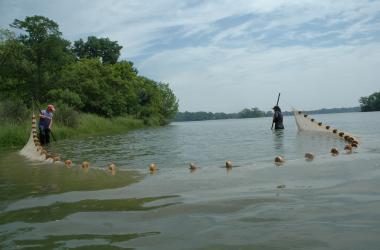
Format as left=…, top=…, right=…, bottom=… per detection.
left=39, top=110, right=45, bottom=119
left=49, top=118, right=53, bottom=130
left=40, top=110, right=52, bottom=120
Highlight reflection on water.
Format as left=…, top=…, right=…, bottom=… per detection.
left=14, top=232, right=159, bottom=249
left=272, top=129, right=284, bottom=152
left=0, top=196, right=178, bottom=224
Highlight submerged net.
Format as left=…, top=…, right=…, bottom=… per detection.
left=19, top=114, right=58, bottom=163
left=292, top=108, right=359, bottom=144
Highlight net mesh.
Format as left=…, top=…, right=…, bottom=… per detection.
left=19, top=114, right=56, bottom=163
left=292, top=108, right=359, bottom=143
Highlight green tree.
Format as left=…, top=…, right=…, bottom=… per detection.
left=0, top=29, right=34, bottom=101
left=1, top=16, right=179, bottom=126
left=10, top=15, right=74, bottom=101
left=360, top=91, right=380, bottom=112
left=110, top=61, right=140, bottom=115
left=57, top=59, right=142, bottom=117
left=57, top=59, right=114, bottom=116
left=157, top=83, right=179, bottom=124
left=73, top=36, right=122, bottom=64
left=46, top=88, right=84, bottom=109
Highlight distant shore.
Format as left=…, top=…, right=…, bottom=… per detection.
left=174, top=106, right=360, bottom=122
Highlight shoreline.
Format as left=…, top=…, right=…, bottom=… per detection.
left=0, top=113, right=149, bottom=151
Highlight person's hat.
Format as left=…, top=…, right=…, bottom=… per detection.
left=47, top=104, right=55, bottom=111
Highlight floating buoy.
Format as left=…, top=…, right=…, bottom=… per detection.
left=318, top=122, right=322, bottom=126
left=305, top=152, right=314, bottom=161
left=326, top=126, right=330, bottom=130
left=332, top=129, right=337, bottom=133
left=330, top=147, right=339, bottom=155
left=46, top=157, right=54, bottom=163
left=108, top=163, right=116, bottom=171
left=277, top=184, right=286, bottom=189
left=304, top=114, right=308, bottom=118
left=338, top=132, right=344, bottom=137
left=149, top=163, right=157, bottom=172
left=41, top=153, right=47, bottom=160
left=189, top=162, right=198, bottom=170
left=65, top=160, right=73, bottom=168
left=82, top=161, right=90, bottom=169
left=274, top=156, right=285, bottom=165
left=311, top=118, right=315, bottom=122
left=225, top=160, right=233, bottom=168
left=344, top=144, right=352, bottom=153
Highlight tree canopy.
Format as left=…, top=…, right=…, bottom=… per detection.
left=73, top=36, right=123, bottom=64
left=360, top=91, right=380, bottom=112
left=0, top=15, right=178, bottom=125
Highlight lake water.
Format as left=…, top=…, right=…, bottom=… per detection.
left=1, top=112, right=380, bottom=249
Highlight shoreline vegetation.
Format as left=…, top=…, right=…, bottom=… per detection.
left=0, top=113, right=145, bottom=151
left=0, top=15, right=179, bottom=150
left=174, top=106, right=361, bottom=122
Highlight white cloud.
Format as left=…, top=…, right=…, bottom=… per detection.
left=139, top=42, right=380, bottom=112
left=1, top=0, right=380, bottom=111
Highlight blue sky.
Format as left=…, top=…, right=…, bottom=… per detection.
left=1, top=0, right=380, bottom=112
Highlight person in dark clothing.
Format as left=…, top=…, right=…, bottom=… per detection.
left=272, top=105, right=284, bottom=129
left=39, top=104, right=55, bottom=145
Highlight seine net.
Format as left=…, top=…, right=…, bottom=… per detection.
left=292, top=108, right=359, bottom=143
left=19, top=114, right=55, bottom=163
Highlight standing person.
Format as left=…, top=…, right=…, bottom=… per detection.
left=272, top=105, right=284, bottom=129
left=39, top=104, right=55, bottom=145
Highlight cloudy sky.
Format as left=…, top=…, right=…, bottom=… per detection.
left=1, top=0, right=380, bottom=112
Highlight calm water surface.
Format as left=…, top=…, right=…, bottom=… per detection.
left=1, top=112, right=380, bottom=249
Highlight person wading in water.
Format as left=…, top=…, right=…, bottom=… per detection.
left=39, top=104, right=55, bottom=145
left=272, top=105, right=284, bottom=130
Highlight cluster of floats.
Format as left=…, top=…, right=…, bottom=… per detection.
left=20, top=110, right=360, bottom=174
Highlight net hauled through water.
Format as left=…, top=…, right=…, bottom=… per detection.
left=19, top=114, right=59, bottom=163
left=292, top=108, right=360, bottom=145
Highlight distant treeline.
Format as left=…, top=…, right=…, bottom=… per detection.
left=174, top=107, right=267, bottom=121
left=0, top=15, right=178, bottom=126
left=174, top=106, right=360, bottom=122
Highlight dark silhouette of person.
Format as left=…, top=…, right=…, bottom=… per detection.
left=272, top=105, right=284, bottom=129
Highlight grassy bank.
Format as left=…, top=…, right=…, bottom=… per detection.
left=0, top=113, right=145, bottom=151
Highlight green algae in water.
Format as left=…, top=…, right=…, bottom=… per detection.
left=0, top=153, right=143, bottom=206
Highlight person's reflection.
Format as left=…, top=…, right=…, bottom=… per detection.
left=273, top=129, right=284, bottom=153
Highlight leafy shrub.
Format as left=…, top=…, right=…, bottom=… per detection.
left=0, top=99, right=30, bottom=124
left=46, top=88, right=84, bottom=109
left=53, top=102, right=79, bottom=128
